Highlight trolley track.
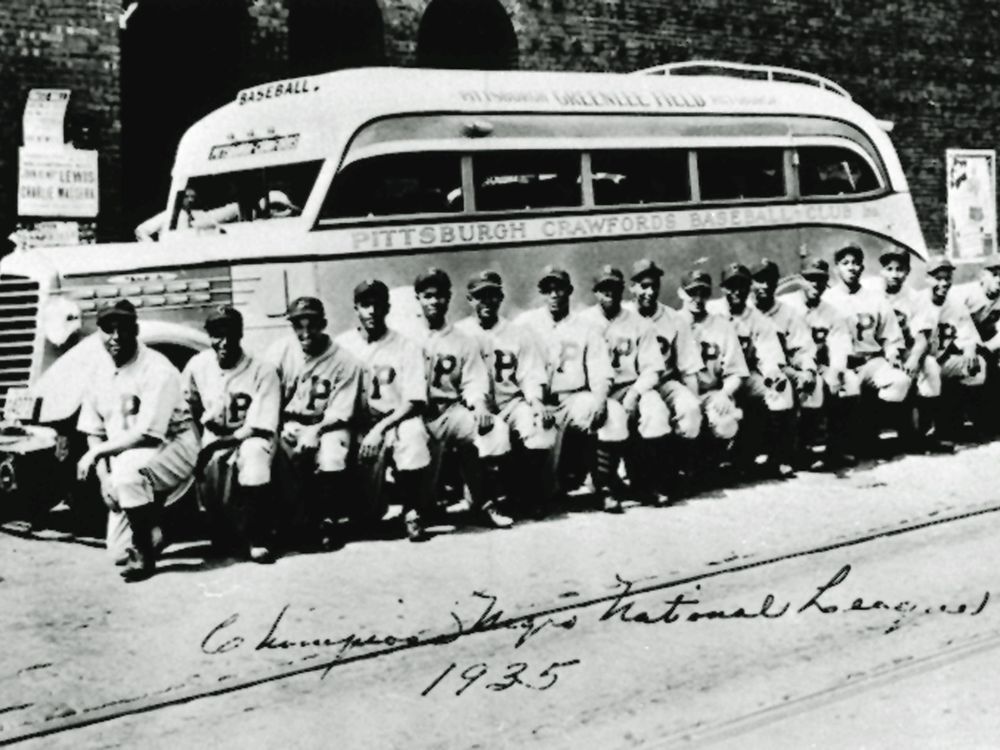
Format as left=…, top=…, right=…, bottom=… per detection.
left=4, top=498, right=1000, bottom=747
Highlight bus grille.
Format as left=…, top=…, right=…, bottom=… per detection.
left=0, top=275, right=40, bottom=415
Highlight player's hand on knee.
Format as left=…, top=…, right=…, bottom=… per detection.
left=474, top=408, right=494, bottom=436
left=295, top=425, right=321, bottom=453
left=359, top=428, right=385, bottom=461
left=536, top=401, right=555, bottom=430
left=589, top=398, right=609, bottom=432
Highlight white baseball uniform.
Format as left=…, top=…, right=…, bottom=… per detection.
left=786, top=291, right=853, bottom=408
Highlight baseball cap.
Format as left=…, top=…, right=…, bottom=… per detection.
left=413, top=267, right=451, bottom=294
left=630, top=258, right=664, bottom=282
left=538, top=265, right=571, bottom=290
left=926, top=256, right=955, bottom=277
left=720, top=262, right=752, bottom=288
left=879, top=248, right=910, bottom=267
left=800, top=257, right=830, bottom=279
left=833, top=244, right=864, bottom=263
left=286, top=296, right=325, bottom=320
left=353, top=279, right=389, bottom=304
left=96, top=299, right=138, bottom=328
left=593, top=265, right=626, bottom=290
left=204, top=305, right=243, bottom=332
left=750, top=258, right=780, bottom=283
left=467, top=270, right=503, bottom=296
left=681, top=269, right=712, bottom=291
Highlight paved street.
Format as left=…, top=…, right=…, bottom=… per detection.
left=3, top=442, right=1000, bottom=749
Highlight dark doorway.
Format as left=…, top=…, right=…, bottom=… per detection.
left=288, top=0, right=386, bottom=77
left=119, top=0, right=249, bottom=235
left=416, top=0, right=518, bottom=70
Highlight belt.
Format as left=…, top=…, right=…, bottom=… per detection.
left=283, top=412, right=322, bottom=426
left=426, top=397, right=461, bottom=419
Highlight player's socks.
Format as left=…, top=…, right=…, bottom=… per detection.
left=594, top=441, right=624, bottom=513
left=396, top=469, right=429, bottom=541
left=121, top=505, right=157, bottom=582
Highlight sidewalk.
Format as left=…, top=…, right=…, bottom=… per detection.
left=2, top=441, right=999, bottom=742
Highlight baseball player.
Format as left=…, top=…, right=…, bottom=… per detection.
left=962, top=259, right=1000, bottom=431
left=922, top=256, right=987, bottom=440
left=456, top=270, right=554, bottom=515
left=710, top=263, right=796, bottom=478
left=266, top=297, right=362, bottom=551
left=676, top=269, right=748, bottom=476
left=876, top=248, right=953, bottom=451
left=76, top=300, right=199, bottom=582
left=336, top=280, right=433, bottom=542
left=182, top=306, right=281, bottom=562
left=516, top=266, right=619, bottom=512
left=578, top=264, right=671, bottom=506
left=628, top=258, right=704, bottom=436
left=408, top=268, right=512, bottom=529
left=750, top=259, right=819, bottom=469
left=785, top=257, right=854, bottom=466
left=824, top=244, right=909, bottom=451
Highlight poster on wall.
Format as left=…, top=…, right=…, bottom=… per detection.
left=21, top=88, right=70, bottom=149
left=17, top=147, right=99, bottom=218
left=946, top=148, right=997, bottom=262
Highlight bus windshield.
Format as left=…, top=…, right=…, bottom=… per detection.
left=173, top=160, right=322, bottom=229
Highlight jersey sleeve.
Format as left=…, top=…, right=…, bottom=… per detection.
left=633, top=321, right=666, bottom=393
left=131, top=366, right=182, bottom=442
left=77, top=386, right=106, bottom=438
left=752, top=316, right=788, bottom=373
left=877, top=298, right=905, bottom=361
left=399, top=338, right=429, bottom=404
left=826, top=312, right=852, bottom=371
left=674, top=316, right=705, bottom=378
left=180, top=358, right=205, bottom=425
left=459, top=335, right=490, bottom=409
left=245, top=360, right=282, bottom=435
left=583, top=327, right=614, bottom=400
left=786, top=311, right=817, bottom=372
left=515, top=327, right=547, bottom=403
left=718, top=320, right=750, bottom=380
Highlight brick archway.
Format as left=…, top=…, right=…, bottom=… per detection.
left=416, top=0, right=518, bottom=70
left=119, top=0, right=250, bottom=232
left=288, top=0, right=386, bottom=76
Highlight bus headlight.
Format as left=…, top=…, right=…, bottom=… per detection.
left=41, top=297, right=82, bottom=348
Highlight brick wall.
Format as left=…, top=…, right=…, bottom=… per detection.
left=1, top=0, right=997, bottom=249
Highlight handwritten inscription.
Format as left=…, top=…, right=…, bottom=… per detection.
left=421, top=659, right=581, bottom=697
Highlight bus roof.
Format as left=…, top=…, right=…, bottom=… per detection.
left=174, top=66, right=902, bottom=178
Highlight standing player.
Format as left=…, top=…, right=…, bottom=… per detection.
left=76, top=300, right=199, bottom=582
left=456, top=270, right=554, bottom=515
left=336, top=280, right=433, bottom=541
left=578, top=265, right=671, bottom=506
left=408, top=268, right=511, bottom=529
left=182, top=306, right=280, bottom=563
left=516, top=266, right=619, bottom=512
left=710, top=263, right=795, bottom=478
left=824, top=244, right=909, bottom=450
left=750, top=259, right=818, bottom=469
left=923, top=256, right=987, bottom=439
left=785, top=258, right=854, bottom=465
left=676, top=269, right=748, bottom=473
left=266, top=297, right=362, bottom=551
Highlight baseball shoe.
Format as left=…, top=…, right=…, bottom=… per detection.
left=249, top=545, right=275, bottom=564
left=601, top=494, right=625, bottom=514
left=478, top=504, right=514, bottom=529
left=637, top=489, right=671, bottom=507
left=120, top=547, right=154, bottom=583
left=318, top=518, right=345, bottom=552
left=404, top=510, right=429, bottom=543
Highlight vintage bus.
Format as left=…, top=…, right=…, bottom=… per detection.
left=0, top=64, right=928, bottom=489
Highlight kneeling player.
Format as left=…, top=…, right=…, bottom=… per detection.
left=183, top=306, right=281, bottom=562
left=267, top=297, right=362, bottom=551
left=76, top=300, right=199, bottom=582
left=517, top=266, right=617, bottom=511
left=579, top=265, right=671, bottom=507
left=410, top=268, right=512, bottom=529
left=457, top=270, right=554, bottom=515
left=336, top=280, right=433, bottom=542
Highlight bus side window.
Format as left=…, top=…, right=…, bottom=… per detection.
left=698, top=148, right=785, bottom=201
left=322, top=153, right=463, bottom=219
left=590, top=149, right=690, bottom=206
left=798, top=146, right=881, bottom=196
left=473, top=152, right=581, bottom=212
